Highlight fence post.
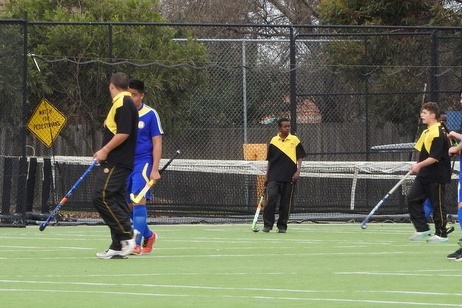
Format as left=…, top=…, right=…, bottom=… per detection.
left=289, top=26, right=297, bottom=134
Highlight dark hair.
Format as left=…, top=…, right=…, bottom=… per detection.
left=278, top=117, right=290, bottom=127
left=128, top=79, right=145, bottom=93
left=110, top=72, right=129, bottom=89
left=422, top=102, right=440, bottom=116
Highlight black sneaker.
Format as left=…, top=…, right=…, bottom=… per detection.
left=447, top=248, right=462, bottom=260
left=277, top=229, right=287, bottom=233
left=262, top=227, right=271, bottom=232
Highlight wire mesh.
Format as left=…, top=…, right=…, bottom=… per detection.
left=1, top=22, right=462, bottom=225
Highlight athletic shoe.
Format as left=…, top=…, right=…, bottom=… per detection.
left=120, top=238, right=136, bottom=257
left=262, top=227, right=271, bottom=233
left=277, top=229, right=287, bottom=233
left=447, top=248, right=462, bottom=260
left=96, top=249, right=127, bottom=260
left=141, top=232, right=157, bottom=254
left=131, top=245, right=142, bottom=255
left=426, top=235, right=448, bottom=243
left=409, top=230, right=431, bottom=241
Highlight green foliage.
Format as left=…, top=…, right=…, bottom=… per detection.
left=0, top=23, right=24, bottom=130
left=318, top=0, right=437, bottom=26
left=1, top=0, right=208, bottom=154
left=317, top=0, right=462, bottom=137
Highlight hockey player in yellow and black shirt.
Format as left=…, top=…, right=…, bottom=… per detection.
left=263, top=118, right=306, bottom=233
left=92, top=72, right=139, bottom=259
left=408, top=102, right=451, bottom=243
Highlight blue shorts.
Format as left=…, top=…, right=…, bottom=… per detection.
left=126, top=162, right=153, bottom=202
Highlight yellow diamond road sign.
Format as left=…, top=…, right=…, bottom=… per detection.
left=27, top=98, right=67, bottom=148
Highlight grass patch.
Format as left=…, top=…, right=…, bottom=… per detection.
left=0, top=223, right=460, bottom=307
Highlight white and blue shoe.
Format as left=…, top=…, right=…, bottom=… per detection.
left=409, top=230, right=431, bottom=241
left=426, top=235, right=448, bottom=243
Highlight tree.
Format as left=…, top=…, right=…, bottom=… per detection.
left=318, top=0, right=462, bottom=26
left=314, top=0, right=462, bottom=136
left=160, top=0, right=320, bottom=33
left=1, top=0, right=208, bottom=155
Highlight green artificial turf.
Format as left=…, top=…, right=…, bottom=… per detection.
left=0, top=223, right=461, bottom=307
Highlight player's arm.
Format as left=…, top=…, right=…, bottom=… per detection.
left=412, top=134, right=446, bottom=173
left=150, top=134, right=163, bottom=181
left=94, top=133, right=129, bottom=163
left=411, top=157, right=438, bottom=174
left=292, top=158, right=303, bottom=182
left=448, top=131, right=462, bottom=141
left=448, top=131, right=462, bottom=154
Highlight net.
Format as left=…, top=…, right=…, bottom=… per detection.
left=0, top=155, right=459, bottom=226
left=370, top=143, right=415, bottom=152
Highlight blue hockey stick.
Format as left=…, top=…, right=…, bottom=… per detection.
left=361, top=170, right=412, bottom=229
left=39, top=160, right=97, bottom=231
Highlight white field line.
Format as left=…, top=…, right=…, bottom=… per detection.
left=0, top=251, right=432, bottom=260
left=5, top=268, right=459, bottom=279
left=0, top=283, right=461, bottom=306
left=2, top=279, right=462, bottom=296
left=6, top=272, right=289, bottom=278
left=336, top=271, right=462, bottom=278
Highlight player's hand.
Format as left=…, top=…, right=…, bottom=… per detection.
left=449, top=146, right=460, bottom=155
left=410, top=164, right=420, bottom=174
left=150, top=169, right=161, bottom=182
left=93, top=148, right=108, bottom=164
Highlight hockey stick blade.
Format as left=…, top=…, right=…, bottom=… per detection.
left=130, top=150, right=181, bottom=203
left=251, top=189, right=266, bottom=232
left=130, top=180, right=155, bottom=203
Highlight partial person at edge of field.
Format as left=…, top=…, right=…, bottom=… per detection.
left=127, top=78, right=163, bottom=255
left=446, top=90, right=462, bottom=260
left=262, top=117, right=306, bottom=233
left=407, top=102, right=451, bottom=243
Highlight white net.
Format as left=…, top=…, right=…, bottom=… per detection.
left=0, top=155, right=459, bottom=225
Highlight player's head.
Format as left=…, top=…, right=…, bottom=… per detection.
left=278, top=117, right=290, bottom=127
left=421, top=102, right=439, bottom=125
left=277, top=117, right=291, bottom=136
left=128, top=79, right=145, bottom=108
left=109, top=72, right=129, bottom=97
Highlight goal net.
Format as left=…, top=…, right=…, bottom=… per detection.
left=0, top=155, right=458, bottom=226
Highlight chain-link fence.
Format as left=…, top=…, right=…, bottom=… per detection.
left=1, top=22, right=462, bottom=225
left=0, top=20, right=27, bottom=225
left=3, top=23, right=462, bottom=160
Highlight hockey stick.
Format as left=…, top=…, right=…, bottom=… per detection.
left=39, top=160, right=97, bottom=231
left=251, top=188, right=266, bottom=232
left=360, top=170, right=412, bottom=229
left=130, top=150, right=181, bottom=203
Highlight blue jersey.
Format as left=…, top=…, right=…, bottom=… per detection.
left=135, top=103, right=163, bottom=164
